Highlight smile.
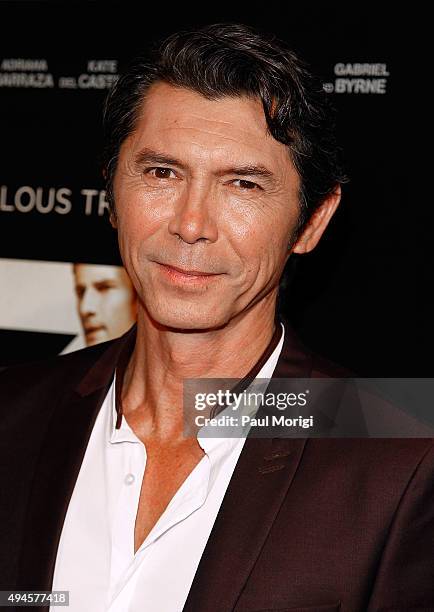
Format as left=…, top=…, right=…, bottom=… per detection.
left=155, top=262, right=223, bottom=284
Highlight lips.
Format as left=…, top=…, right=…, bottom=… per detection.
left=84, top=325, right=105, bottom=335
left=154, top=261, right=224, bottom=286
left=160, top=263, right=218, bottom=276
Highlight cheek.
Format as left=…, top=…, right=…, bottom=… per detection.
left=112, top=289, right=133, bottom=308
left=222, top=189, right=295, bottom=245
left=224, top=208, right=289, bottom=273
left=117, top=205, right=159, bottom=244
left=115, top=179, right=179, bottom=230
left=116, top=209, right=157, bottom=266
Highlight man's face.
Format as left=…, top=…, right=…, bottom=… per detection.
left=74, top=264, right=137, bottom=346
left=112, top=82, right=303, bottom=330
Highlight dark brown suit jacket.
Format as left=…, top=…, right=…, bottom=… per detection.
left=0, top=319, right=433, bottom=612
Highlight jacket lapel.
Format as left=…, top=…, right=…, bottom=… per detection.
left=182, top=319, right=313, bottom=612
left=182, top=436, right=308, bottom=612
left=16, top=327, right=137, bottom=591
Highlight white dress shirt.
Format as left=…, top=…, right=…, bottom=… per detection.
left=51, top=323, right=285, bottom=612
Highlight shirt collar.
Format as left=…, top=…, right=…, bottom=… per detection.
left=109, top=373, right=140, bottom=444
left=197, top=322, right=285, bottom=454
left=109, top=319, right=285, bottom=449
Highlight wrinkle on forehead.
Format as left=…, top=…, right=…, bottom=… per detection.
left=148, top=133, right=274, bottom=169
left=132, top=82, right=268, bottom=142
left=169, top=112, right=241, bottom=129
left=155, top=128, right=282, bottom=166
left=159, top=112, right=266, bottom=142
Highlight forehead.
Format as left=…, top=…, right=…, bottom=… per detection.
left=123, top=82, right=297, bottom=176
left=74, top=265, right=125, bottom=285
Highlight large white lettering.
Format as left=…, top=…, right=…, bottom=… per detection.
left=0, top=186, right=72, bottom=214
left=334, top=78, right=387, bottom=94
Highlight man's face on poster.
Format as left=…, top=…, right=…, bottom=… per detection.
left=111, top=82, right=338, bottom=330
left=74, top=264, right=137, bottom=346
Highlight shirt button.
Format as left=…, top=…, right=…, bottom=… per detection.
left=124, top=473, right=135, bottom=485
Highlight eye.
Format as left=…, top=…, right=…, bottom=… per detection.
left=145, top=167, right=176, bottom=179
left=233, top=179, right=261, bottom=190
left=95, top=282, right=116, bottom=292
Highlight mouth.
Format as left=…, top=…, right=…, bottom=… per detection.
left=84, top=325, right=106, bottom=336
left=155, top=262, right=223, bottom=284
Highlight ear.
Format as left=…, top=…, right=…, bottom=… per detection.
left=291, top=185, right=341, bottom=255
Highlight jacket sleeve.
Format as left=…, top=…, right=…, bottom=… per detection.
left=366, top=441, right=434, bottom=611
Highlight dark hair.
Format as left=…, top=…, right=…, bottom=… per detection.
left=102, top=23, right=349, bottom=233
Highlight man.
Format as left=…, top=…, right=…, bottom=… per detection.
left=73, top=263, right=137, bottom=346
left=0, top=23, right=433, bottom=612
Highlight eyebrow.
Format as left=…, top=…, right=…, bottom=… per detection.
left=227, top=165, right=274, bottom=180
left=133, top=147, right=277, bottom=185
left=74, top=279, right=117, bottom=290
left=134, top=148, right=184, bottom=169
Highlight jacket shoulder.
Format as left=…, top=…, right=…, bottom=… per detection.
left=279, top=316, right=356, bottom=378
left=0, top=339, right=117, bottom=404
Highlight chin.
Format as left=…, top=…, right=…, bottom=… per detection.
left=148, top=300, right=231, bottom=332
left=85, top=331, right=108, bottom=346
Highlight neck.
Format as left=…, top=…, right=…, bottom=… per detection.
left=121, top=296, right=279, bottom=441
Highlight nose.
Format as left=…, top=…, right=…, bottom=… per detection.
left=79, top=287, right=99, bottom=317
left=167, top=181, right=218, bottom=244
